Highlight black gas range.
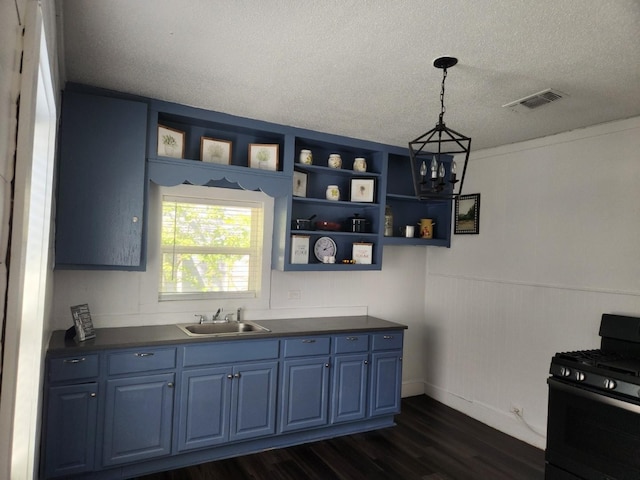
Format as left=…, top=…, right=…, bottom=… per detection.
left=546, top=314, right=640, bottom=480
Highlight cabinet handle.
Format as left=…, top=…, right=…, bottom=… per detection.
left=364, top=360, right=368, bottom=365
left=325, top=363, right=330, bottom=368
left=167, top=382, right=174, bottom=388
left=399, top=357, right=403, bottom=362
left=346, top=337, right=358, bottom=341
left=383, top=335, right=394, bottom=340
left=63, top=357, right=86, bottom=364
left=135, top=352, right=154, bottom=357
left=302, top=339, right=316, bottom=344
left=90, top=392, right=97, bottom=398
left=234, top=373, right=241, bottom=378
left=132, top=216, right=139, bottom=223
left=227, top=374, right=233, bottom=380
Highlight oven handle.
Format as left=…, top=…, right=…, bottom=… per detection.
left=548, top=377, right=640, bottom=414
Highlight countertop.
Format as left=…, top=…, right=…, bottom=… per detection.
left=47, top=315, right=407, bottom=355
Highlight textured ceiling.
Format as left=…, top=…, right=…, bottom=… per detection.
left=57, top=0, right=640, bottom=151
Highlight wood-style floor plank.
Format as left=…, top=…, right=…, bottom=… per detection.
left=136, top=395, right=545, bottom=480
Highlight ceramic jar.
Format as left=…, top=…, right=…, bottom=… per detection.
left=328, top=154, right=342, bottom=169
left=353, top=157, right=367, bottom=172
left=299, top=149, right=313, bottom=164
left=326, top=185, right=340, bottom=201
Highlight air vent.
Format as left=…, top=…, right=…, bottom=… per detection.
left=502, top=88, right=567, bottom=112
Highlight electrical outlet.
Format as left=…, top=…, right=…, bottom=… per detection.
left=510, top=404, right=523, bottom=416
left=288, top=289, right=301, bottom=300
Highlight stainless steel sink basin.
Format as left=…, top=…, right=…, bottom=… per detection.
left=177, top=321, right=271, bottom=337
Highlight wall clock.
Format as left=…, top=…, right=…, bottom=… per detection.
left=313, top=236, right=337, bottom=262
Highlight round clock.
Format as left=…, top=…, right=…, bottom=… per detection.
left=314, top=236, right=337, bottom=262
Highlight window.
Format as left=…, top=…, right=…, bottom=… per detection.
left=159, top=187, right=266, bottom=301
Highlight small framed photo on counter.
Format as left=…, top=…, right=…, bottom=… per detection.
left=70, top=303, right=96, bottom=341
left=352, top=242, right=373, bottom=264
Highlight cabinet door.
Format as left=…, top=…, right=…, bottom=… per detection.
left=280, top=357, right=330, bottom=432
left=178, top=366, right=231, bottom=451
left=331, top=354, right=368, bottom=424
left=55, top=91, right=147, bottom=269
left=103, top=373, right=174, bottom=466
left=43, top=383, right=98, bottom=478
left=230, top=361, right=278, bottom=442
left=369, top=351, right=403, bottom=416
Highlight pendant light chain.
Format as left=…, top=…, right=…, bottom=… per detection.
left=439, top=67, right=447, bottom=126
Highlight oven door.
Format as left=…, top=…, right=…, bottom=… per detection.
left=546, top=377, right=640, bottom=480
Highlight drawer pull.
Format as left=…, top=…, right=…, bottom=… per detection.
left=167, top=382, right=174, bottom=388
left=234, top=373, right=241, bottom=378
left=90, top=392, right=96, bottom=398
left=325, top=363, right=330, bottom=368
left=383, top=335, right=394, bottom=340
left=135, top=352, right=155, bottom=357
left=346, top=337, right=358, bottom=341
left=63, top=357, right=86, bottom=364
left=302, top=339, right=316, bottom=344
left=364, top=360, right=368, bottom=365
left=227, top=374, right=233, bottom=380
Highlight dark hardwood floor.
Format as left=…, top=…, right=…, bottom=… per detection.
left=137, top=395, right=545, bottom=480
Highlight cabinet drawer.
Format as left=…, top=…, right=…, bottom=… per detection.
left=49, top=354, right=99, bottom=382
left=371, top=331, right=403, bottom=351
left=334, top=334, right=369, bottom=354
left=283, top=337, right=331, bottom=357
left=107, top=348, right=176, bottom=375
left=183, top=339, right=279, bottom=367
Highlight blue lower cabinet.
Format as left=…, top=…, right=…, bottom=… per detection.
left=369, top=352, right=403, bottom=416
left=102, top=373, right=175, bottom=467
left=43, top=383, right=98, bottom=478
left=280, top=357, right=331, bottom=432
left=178, top=367, right=231, bottom=451
left=331, top=354, right=369, bottom=424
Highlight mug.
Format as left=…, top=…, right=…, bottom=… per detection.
left=399, top=225, right=415, bottom=237
left=419, top=218, right=436, bottom=239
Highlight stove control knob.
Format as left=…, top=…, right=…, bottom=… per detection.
left=575, top=372, right=585, bottom=382
left=560, top=367, right=571, bottom=377
left=604, top=379, right=617, bottom=390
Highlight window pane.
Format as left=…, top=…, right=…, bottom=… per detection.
left=161, top=252, right=250, bottom=293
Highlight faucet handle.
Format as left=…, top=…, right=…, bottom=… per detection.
left=194, top=314, right=205, bottom=324
left=224, top=313, right=235, bottom=323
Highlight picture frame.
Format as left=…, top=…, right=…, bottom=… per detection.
left=352, top=242, right=373, bottom=264
left=292, top=170, right=308, bottom=197
left=290, top=235, right=310, bottom=264
left=350, top=178, right=375, bottom=203
left=454, top=193, right=481, bottom=234
left=70, top=303, right=96, bottom=341
left=200, top=137, right=232, bottom=164
left=248, top=143, right=279, bottom=171
left=157, top=124, right=185, bottom=159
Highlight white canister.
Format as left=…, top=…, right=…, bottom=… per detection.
left=328, top=154, right=342, bottom=169
left=326, top=185, right=340, bottom=201
left=353, top=157, right=367, bottom=172
left=299, top=149, right=313, bottom=165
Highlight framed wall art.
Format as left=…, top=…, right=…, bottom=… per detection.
left=293, top=170, right=308, bottom=197
left=350, top=178, right=375, bottom=203
left=201, top=137, right=232, bottom=164
left=248, top=143, right=279, bottom=171
left=454, top=193, right=480, bottom=234
left=157, top=125, right=185, bottom=159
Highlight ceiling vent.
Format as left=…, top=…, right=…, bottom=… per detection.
left=502, top=88, right=567, bottom=113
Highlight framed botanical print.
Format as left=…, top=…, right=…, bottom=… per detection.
left=157, top=125, right=185, bottom=159
left=248, top=143, right=279, bottom=170
left=201, top=137, right=232, bottom=164
left=293, top=170, right=308, bottom=197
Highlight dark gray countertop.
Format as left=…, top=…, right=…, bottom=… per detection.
left=47, top=315, right=407, bottom=355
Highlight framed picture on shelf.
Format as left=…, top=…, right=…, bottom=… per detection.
left=248, top=143, right=279, bottom=171
left=350, top=178, right=375, bottom=203
left=200, top=137, right=232, bottom=164
left=293, top=170, right=308, bottom=197
left=157, top=125, right=185, bottom=159
left=454, top=193, right=480, bottom=234
left=70, top=303, right=96, bottom=342
left=352, top=242, right=373, bottom=264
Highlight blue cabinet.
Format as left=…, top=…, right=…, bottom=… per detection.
left=102, top=373, right=175, bottom=466
left=43, top=383, right=98, bottom=478
left=330, top=354, right=369, bottom=424
left=369, top=331, right=404, bottom=416
left=55, top=90, right=148, bottom=269
left=178, top=361, right=278, bottom=451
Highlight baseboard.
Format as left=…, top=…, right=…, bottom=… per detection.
left=401, top=380, right=425, bottom=398
left=423, top=382, right=547, bottom=450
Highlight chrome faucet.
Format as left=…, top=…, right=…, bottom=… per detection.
left=211, top=308, right=225, bottom=323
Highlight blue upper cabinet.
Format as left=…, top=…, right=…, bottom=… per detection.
left=55, top=91, right=148, bottom=269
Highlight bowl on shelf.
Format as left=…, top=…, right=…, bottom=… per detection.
left=315, top=220, right=341, bottom=231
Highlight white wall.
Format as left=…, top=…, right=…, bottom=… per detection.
left=424, top=116, right=640, bottom=448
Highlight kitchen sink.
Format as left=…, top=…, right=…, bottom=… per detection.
left=177, top=321, right=271, bottom=337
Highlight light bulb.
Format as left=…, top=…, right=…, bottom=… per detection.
left=438, top=163, right=445, bottom=178
left=451, top=161, right=457, bottom=182
left=430, top=158, right=438, bottom=179
left=420, top=161, right=427, bottom=177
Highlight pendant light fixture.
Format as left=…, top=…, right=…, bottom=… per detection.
left=409, top=56, right=471, bottom=200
